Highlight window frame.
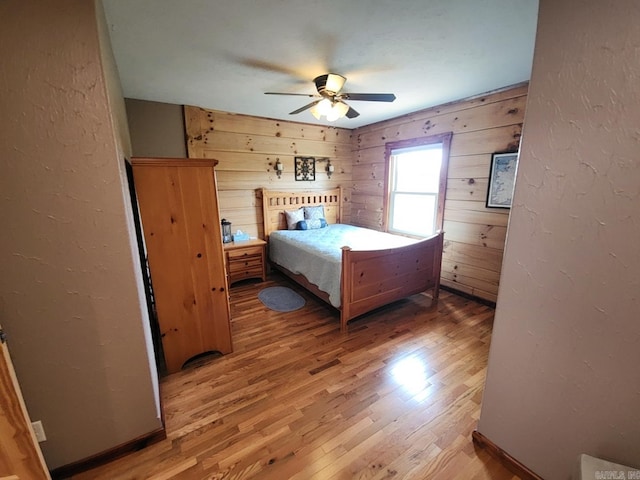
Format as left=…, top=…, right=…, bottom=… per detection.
left=383, top=132, right=452, bottom=237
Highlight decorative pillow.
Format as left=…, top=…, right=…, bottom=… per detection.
left=296, top=218, right=328, bottom=230
left=284, top=208, right=305, bottom=230
left=303, top=205, right=325, bottom=221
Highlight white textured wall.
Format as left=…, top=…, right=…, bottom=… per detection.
left=0, top=0, right=161, bottom=469
left=477, top=1, right=640, bottom=478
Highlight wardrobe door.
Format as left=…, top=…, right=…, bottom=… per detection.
left=132, top=158, right=231, bottom=374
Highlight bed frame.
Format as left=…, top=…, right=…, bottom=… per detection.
left=260, top=187, right=444, bottom=332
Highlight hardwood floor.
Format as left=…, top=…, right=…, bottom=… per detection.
left=72, top=273, right=519, bottom=479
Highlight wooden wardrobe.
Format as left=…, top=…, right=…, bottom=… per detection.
left=131, top=158, right=232, bottom=374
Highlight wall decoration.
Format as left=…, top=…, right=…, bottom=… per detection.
left=274, top=158, right=283, bottom=178
left=325, top=159, right=334, bottom=179
left=295, top=156, right=316, bottom=181
left=486, top=152, right=519, bottom=208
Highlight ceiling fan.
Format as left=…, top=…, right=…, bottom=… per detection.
left=265, top=73, right=396, bottom=121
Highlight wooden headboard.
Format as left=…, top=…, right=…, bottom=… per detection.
left=260, top=187, right=343, bottom=239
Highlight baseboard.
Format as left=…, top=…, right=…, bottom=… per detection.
left=50, top=426, right=166, bottom=479
left=472, top=430, right=543, bottom=480
left=440, top=284, right=497, bottom=308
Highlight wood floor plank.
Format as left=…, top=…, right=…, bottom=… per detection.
left=70, top=272, right=519, bottom=480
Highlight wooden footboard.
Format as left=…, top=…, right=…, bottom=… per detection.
left=340, top=232, right=443, bottom=331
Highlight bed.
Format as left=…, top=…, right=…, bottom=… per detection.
left=260, top=187, right=444, bottom=332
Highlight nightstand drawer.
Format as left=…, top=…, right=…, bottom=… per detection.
left=228, top=256, right=263, bottom=273
left=229, top=266, right=264, bottom=283
left=227, top=246, right=263, bottom=259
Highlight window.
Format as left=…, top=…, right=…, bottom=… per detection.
left=384, top=133, right=452, bottom=237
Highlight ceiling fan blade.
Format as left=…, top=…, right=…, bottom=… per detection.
left=345, top=106, right=360, bottom=119
left=289, top=100, right=322, bottom=115
left=265, top=92, right=318, bottom=97
left=341, top=93, right=396, bottom=102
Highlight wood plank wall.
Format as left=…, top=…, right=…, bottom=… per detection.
left=350, top=84, right=528, bottom=302
left=184, top=83, right=527, bottom=303
left=185, top=107, right=353, bottom=238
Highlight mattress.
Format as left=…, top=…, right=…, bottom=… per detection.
left=268, top=224, right=418, bottom=307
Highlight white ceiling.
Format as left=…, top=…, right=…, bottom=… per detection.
left=102, top=0, right=539, bottom=129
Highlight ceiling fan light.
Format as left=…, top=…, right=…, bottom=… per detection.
left=310, top=104, right=322, bottom=119
left=326, top=110, right=339, bottom=122
left=317, top=98, right=333, bottom=116
left=325, top=73, right=346, bottom=95
left=310, top=99, right=331, bottom=119
left=326, top=101, right=349, bottom=121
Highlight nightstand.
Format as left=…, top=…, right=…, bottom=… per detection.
left=223, top=239, right=267, bottom=286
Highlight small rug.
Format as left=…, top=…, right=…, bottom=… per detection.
left=258, top=286, right=305, bottom=312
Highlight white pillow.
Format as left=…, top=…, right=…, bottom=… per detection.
left=303, top=205, right=325, bottom=221
left=284, top=208, right=305, bottom=230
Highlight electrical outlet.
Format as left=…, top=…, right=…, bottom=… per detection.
left=31, top=420, right=46, bottom=442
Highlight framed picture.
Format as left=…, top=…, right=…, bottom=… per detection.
left=295, top=156, right=315, bottom=181
left=486, top=152, right=519, bottom=208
